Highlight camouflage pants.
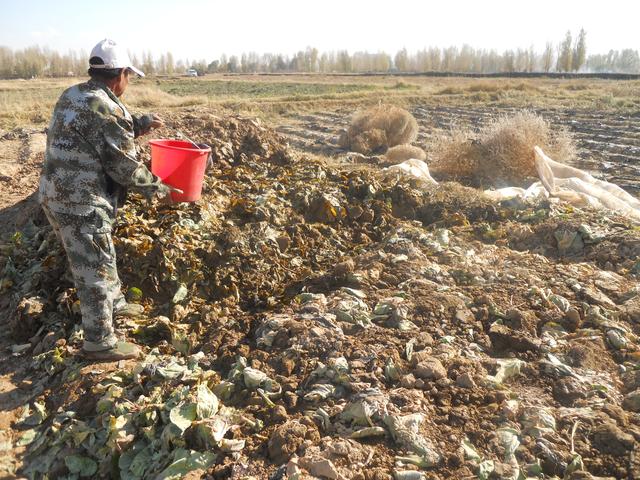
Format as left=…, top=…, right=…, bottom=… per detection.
left=41, top=204, right=125, bottom=351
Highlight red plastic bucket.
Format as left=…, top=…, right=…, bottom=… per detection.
left=149, top=139, right=211, bottom=202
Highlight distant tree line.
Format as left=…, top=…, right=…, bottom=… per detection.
left=0, top=46, right=89, bottom=78
left=1, top=29, right=639, bottom=79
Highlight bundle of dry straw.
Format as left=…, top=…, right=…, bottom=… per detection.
left=429, top=111, right=576, bottom=187
left=339, top=104, right=419, bottom=155
left=384, top=144, right=426, bottom=162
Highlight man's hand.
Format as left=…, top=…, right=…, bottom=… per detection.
left=134, top=114, right=165, bottom=137
left=156, top=182, right=183, bottom=205
left=149, top=114, right=164, bottom=130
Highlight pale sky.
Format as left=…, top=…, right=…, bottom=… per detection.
left=0, top=0, right=638, bottom=61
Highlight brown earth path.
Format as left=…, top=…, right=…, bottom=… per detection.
left=0, top=129, right=46, bottom=478
left=0, top=129, right=46, bottom=232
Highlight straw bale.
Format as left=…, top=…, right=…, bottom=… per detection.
left=429, top=111, right=576, bottom=187
left=349, top=129, right=388, bottom=155
left=385, top=144, right=426, bottom=162
left=341, top=104, right=418, bottom=154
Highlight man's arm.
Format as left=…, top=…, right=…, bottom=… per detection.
left=101, top=113, right=165, bottom=196
left=132, top=114, right=164, bottom=138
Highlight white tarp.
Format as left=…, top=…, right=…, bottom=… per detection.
left=384, top=148, right=640, bottom=222
left=483, top=183, right=548, bottom=202
left=382, top=159, right=437, bottom=184
left=486, top=146, right=640, bottom=221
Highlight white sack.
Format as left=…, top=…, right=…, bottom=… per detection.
left=382, top=159, right=437, bottom=184
left=484, top=147, right=640, bottom=221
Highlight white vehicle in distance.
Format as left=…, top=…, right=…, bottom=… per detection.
left=186, top=68, right=198, bottom=77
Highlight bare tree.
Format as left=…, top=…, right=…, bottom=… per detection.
left=503, top=50, right=515, bottom=72
left=394, top=48, right=409, bottom=71
left=572, top=28, right=587, bottom=72
left=336, top=51, right=352, bottom=73
left=306, top=47, right=319, bottom=72
left=227, top=55, right=239, bottom=73
left=456, top=44, right=475, bottom=72
left=141, top=51, right=155, bottom=75
left=542, top=42, right=554, bottom=72
left=514, top=48, right=528, bottom=72
left=428, top=47, right=441, bottom=71
left=166, top=52, right=174, bottom=75
left=442, top=46, right=458, bottom=71
left=557, top=31, right=573, bottom=72
left=618, top=49, right=640, bottom=73
left=527, top=46, right=536, bottom=72
left=0, top=46, right=15, bottom=77
left=157, top=53, right=167, bottom=74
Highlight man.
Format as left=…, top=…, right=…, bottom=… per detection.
left=39, top=39, right=174, bottom=361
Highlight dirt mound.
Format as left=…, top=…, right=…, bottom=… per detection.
left=165, top=113, right=293, bottom=167
left=1, top=113, right=639, bottom=480
left=430, top=111, right=576, bottom=187
left=339, top=104, right=418, bottom=155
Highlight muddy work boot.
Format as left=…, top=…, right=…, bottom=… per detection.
left=82, top=341, right=142, bottom=361
left=114, top=303, right=145, bottom=319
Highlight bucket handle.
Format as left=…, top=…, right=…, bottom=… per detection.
left=170, top=128, right=213, bottom=168
left=175, top=129, right=204, bottom=150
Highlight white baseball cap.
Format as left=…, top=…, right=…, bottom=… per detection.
left=89, top=39, right=145, bottom=77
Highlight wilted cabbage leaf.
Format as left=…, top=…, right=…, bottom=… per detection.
left=496, top=427, right=520, bottom=461
left=349, top=426, right=386, bottom=439
left=196, top=384, right=219, bottom=419
left=486, top=359, right=525, bottom=385
left=172, top=283, right=189, bottom=304
left=64, top=454, right=98, bottom=477
left=477, top=460, right=495, bottom=480
left=169, top=403, right=197, bottom=432
left=462, top=438, right=482, bottom=462
left=304, top=384, right=336, bottom=402
left=243, top=367, right=269, bottom=389
left=155, top=448, right=217, bottom=480
left=384, top=414, right=441, bottom=467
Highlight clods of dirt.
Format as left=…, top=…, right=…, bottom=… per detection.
left=1, top=112, right=640, bottom=479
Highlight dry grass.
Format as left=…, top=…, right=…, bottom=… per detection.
left=0, top=79, right=77, bottom=127
left=482, top=112, right=576, bottom=178
left=1, top=76, right=638, bottom=131
left=0, top=80, right=206, bottom=129
left=430, top=111, right=577, bottom=187
left=436, top=86, right=465, bottom=95
left=436, top=81, right=540, bottom=96
left=0, top=90, right=55, bottom=127
left=339, top=104, right=418, bottom=154
left=125, top=85, right=205, bottom=108
left=384, top=144, right=426, bottom=162
left=429, top=129, right=481, bottom=179
left=348, top=128, right=388, bottom=154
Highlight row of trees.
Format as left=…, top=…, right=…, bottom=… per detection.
left=0, top=46, right=89, bottom=78
left=587, top=50, right=640, bottom=74
left=1, top=30, right=639, bottom=78
left=0, top=46, right=194, bottom=78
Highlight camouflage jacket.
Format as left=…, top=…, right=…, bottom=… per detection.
left=39, top=79, right=162, bottom=217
